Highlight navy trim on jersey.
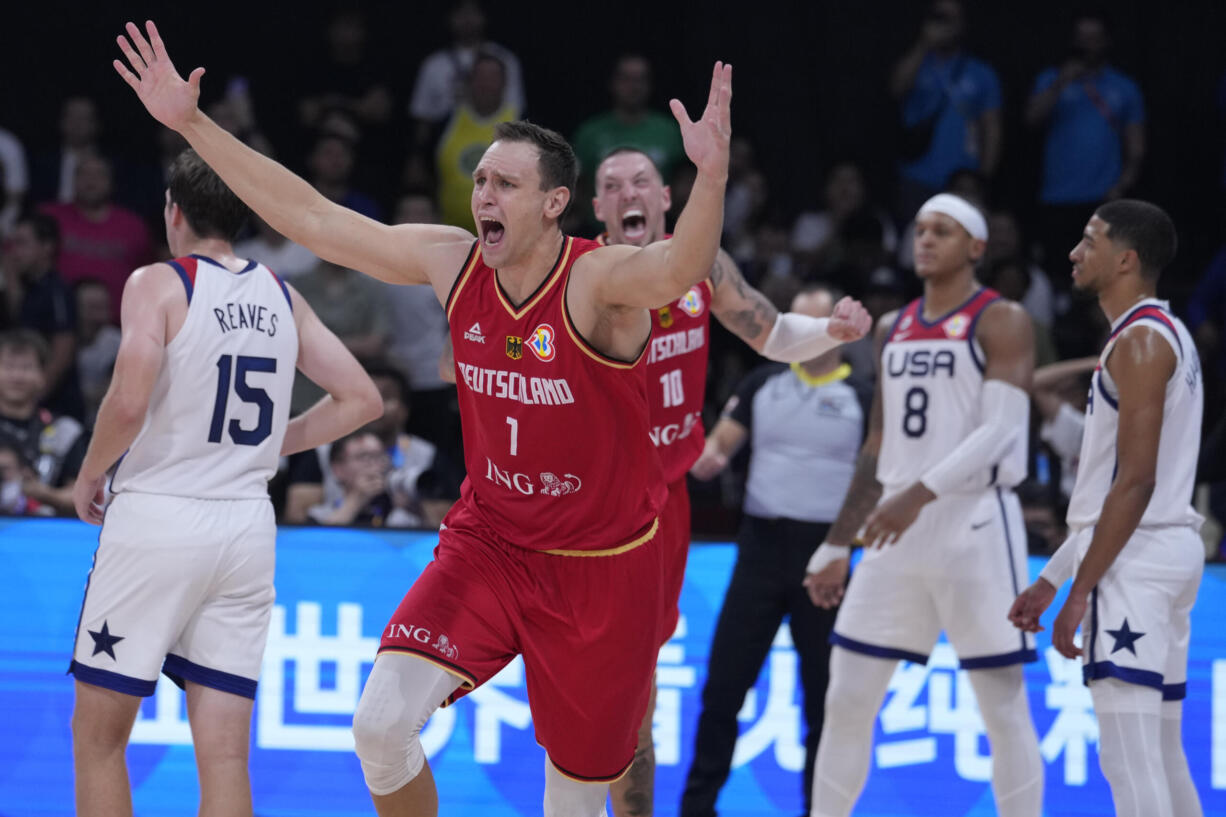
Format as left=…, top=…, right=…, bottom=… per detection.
left=66, top=531, right=104, bottom=674
left=829, top=632, right=930, bottom=665
left=69, top=660, right=158, bottom=697
left=959, top=647, right=1039, bottom=670
left=107, top=451, right=128, bottom=495
left=916, top=287, right=984, bottom=328
left=965, top=295, right=1000, bottom=374
left=163, top=653, right=258, bottom=699
left=1083, top=660, right=1165, bottom=693
left=167, top=259, right=193, bottom=303
left=1163, top=682, right=1187, bottom=701
left=1112, top=303, right=1183, bottom=354
left=267, top=268, right=293, bottom=311
left=1088, top=587, right=1100, bottom=664
left=1095, top=372, right=1119, bottom=411
left=995, top=487, right=1030, bottom=657
left=189, top=253, right=256, bottom=275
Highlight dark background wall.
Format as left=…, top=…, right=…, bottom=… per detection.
left=6, top=0, right=1225, bottom=287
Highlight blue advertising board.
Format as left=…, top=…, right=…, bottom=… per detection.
left=1, top=517, right=1224, bottom=815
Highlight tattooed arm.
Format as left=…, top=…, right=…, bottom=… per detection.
left=821, top=314, right=890, bottom=545
left=803, top=313, right=892, bottom=608
left=707, top=248, right=779, bottom=347
left=709, top=248, right=871, bottom=356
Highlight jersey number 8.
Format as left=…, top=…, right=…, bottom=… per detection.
left=903, top=386, right=928, bottom=438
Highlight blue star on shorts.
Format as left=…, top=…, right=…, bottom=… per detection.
left=1105, top=618, right=1145, bottom=657
left=88, top=620, right=125, bottom=660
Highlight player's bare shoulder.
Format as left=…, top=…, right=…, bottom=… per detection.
left=874, top=309, right=900, bottom=349
left=387, top=222, right=476, bottom=301
left=123, top=261, right=187, bottom=306
left=975, top=298, right=1034, bottom=350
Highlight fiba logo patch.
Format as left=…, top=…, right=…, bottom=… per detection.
left=528, top=324, right=556, bottom=362
left=943, top=314, right=970, bottom=339
left=678, top=287, right=704, bottom=317
left=506, top=335, right=523, bottom=360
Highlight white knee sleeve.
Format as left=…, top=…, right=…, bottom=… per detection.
left=544, top=757, right=609, bottom=817
left=965, top=666, right=1042, bottom=817
left=1161, top=700, right=1203, bottom=817
left=1091, top=679, right=1171, bottom=817
left=351, top=653, right=460, bottom=796
left=811, top=647, right=897, bottom=817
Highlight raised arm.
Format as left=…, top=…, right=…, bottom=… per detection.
left=708, top=249, right=871, bottom=358
left=802, top=314, right=892, bottom=607
left=1051, top=326, right=1172, bottom=658
left=113, top=21, right=471, bottom=295
left=580, top=63, right=731, bottom=309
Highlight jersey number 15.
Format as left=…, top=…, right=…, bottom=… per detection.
left=208, top=354, right=276, bottom=446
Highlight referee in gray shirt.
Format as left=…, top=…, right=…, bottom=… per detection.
left=680, top=285, right=871, bottom=817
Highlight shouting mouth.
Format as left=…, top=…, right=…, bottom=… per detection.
left=621, top=209, right=648, bottom=243
left=480, top=217, right=506, bottom=247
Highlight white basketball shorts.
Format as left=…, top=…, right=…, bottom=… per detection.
left=1071, top=523, right=1203, bottom=700
left=69, top=492, right=276, bottom=698
left=832, top=487, right=1037, bottom=668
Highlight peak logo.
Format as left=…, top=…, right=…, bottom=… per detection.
left=464, top=323, right=486, bottom=343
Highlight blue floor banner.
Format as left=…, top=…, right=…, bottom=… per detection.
left=2, top=517, right=1223, bottom=815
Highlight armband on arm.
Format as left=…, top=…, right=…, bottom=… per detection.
left=1038, top=536, right=1077, bottom=588
left=919, top=380, right=1029, bottom=496
left=760, top=312, right=839, bottom=362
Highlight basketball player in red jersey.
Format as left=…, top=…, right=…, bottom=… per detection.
left=591, top=148, right=871, bottom=817
left=115, top=19, right=732, bottom=817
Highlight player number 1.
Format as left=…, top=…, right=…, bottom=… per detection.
left=660, top=369, right=684, bottom=409
left=507, top=416, right=518, bottom=456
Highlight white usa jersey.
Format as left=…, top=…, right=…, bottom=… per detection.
left=111, top=254, right=298, bottom=499
left=877, top=288, right=1027, bottom=494
left=1066, top=299, right=1203, bottom=529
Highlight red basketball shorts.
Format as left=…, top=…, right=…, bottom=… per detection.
left=378, top=501, right=666, bottom=782
left=656, top=476, right=692, bottom=647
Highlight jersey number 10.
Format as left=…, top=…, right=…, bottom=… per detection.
left=208, top=354, right=276, bottom=446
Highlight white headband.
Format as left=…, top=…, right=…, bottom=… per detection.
left=917, top=194, right=988, bottom=241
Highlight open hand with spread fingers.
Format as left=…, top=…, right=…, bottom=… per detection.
left=828, top=296, right=873, bottom=342
left=670, top=62, right=733, bottom=181
left=113, top=20, right=204, bottom=132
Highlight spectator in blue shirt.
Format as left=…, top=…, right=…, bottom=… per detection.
left=1027, top=10, right=1146, bottom=290
left=890, top=0, right=1002, bottom=221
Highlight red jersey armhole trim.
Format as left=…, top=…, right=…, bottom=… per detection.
left=445, top=241, right=482, bottom=322
left=560, top=276, right=647, bottom=370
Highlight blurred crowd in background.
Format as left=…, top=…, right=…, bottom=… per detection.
left=1, top=0, right=1224, bottom=559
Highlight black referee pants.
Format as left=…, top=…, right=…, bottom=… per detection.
left=680, top=514, right=838, bottom=817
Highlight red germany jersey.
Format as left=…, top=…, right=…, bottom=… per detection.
left=445, top=235, right=665, bottom=553
left=645, top=280, right=712, bottom=483
left=596, top=233, right=712, bottom=483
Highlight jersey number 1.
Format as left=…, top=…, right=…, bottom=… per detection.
left=208, top=354, right=276, bottom=446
